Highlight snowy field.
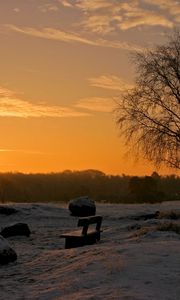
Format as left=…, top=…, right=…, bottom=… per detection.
left=0, top=201, right=180, bottom=300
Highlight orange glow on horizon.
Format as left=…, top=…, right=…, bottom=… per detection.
left=0, top=2, right=179, bottom=176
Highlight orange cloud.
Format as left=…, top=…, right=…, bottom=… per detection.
left=58, top=0, right=73, bottom=8
left=39, top=4, right=59, bottom=13
left=75, top=0, right=174, bottom=33
left=6, top=24, right=142, bottom=51
left=89, top=75, right=133, bottom=91
left=75, top=97, right=116, bottom=112
left=0, top=149, right=45, bottom=154
left=0, top=87, right=90, bottom=118
left=144, top=0, right=180, bottom=22
left=76, top=0, right=112, bottom=11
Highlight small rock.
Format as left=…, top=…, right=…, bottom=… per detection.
left=1, top=223, right=31, bottom=238
left=0, top=206, right=18, bottom=215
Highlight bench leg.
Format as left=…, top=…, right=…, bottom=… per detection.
left=85, top=232, right=101, bottom=245
left=64, top=232, right=101, bottom=249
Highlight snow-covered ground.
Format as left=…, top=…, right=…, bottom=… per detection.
left=0, top=201, right=180, bottom=300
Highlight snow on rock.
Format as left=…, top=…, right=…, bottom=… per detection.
left=68, top=196, right=96, bottom=216
left=0, top=235, right=17, bottom=265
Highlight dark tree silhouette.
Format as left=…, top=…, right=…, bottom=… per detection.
left=128, top=176, right=163, bottom=202
left=116, top=31, right=180, bottom=169
left=0, top=171, right=179, bottom=204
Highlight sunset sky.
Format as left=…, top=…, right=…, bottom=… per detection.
left=0, top=0, right=180, bottom=175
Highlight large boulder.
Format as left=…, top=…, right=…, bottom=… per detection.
left=0, top=235, right=17, bottom=265
left=1, top=223, right=31, bottom=238
left=69, top=196, right=96, bottom=217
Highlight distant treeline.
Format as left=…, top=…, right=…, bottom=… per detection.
left=0, top=170, right=179, bottom=204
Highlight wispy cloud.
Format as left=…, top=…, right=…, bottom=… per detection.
left=5, top=24, right=142, bottom=51
left=0, top=149, right=16, bottom=152
left=0, top=87, right=89, bottom=118
left=58, top=0, right=73, bottom=8
left=145, top=0, right=180, bottom=23
left=77, top=75, right=133, bottom=113
left=75, top=0, right=174, bottom=34
left=118, top=10, right=173, bottom=30
left=13, top=8, right=20, bottom=13
left=75, top=97, right=116, bottom=113
left=76, top=0, right=112, bottom=11
left=144, top=0, right=180, bottom=16
left=89, top=75, right=133, bottom=91
left=29, top=1, right=178, bottom=37
left=6, top=24, right=97, bottom=45
left=0, top=148, right=45, bottom=155
left=39, top=3, right=59, bottom=13
left=81, top=15, right=116, bottom=35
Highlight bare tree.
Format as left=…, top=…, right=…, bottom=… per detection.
left=116, top=31, right=180, bottom=169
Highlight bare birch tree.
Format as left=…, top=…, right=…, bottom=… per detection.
left=116, top=31, right=180, bottom=169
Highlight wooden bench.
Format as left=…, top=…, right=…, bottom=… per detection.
left=61, top=215, right=103, bottom=249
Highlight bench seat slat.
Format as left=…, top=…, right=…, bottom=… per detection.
left=61, top=230, right=83, bottom=238
left=61, top=228, right=102, bottom=238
